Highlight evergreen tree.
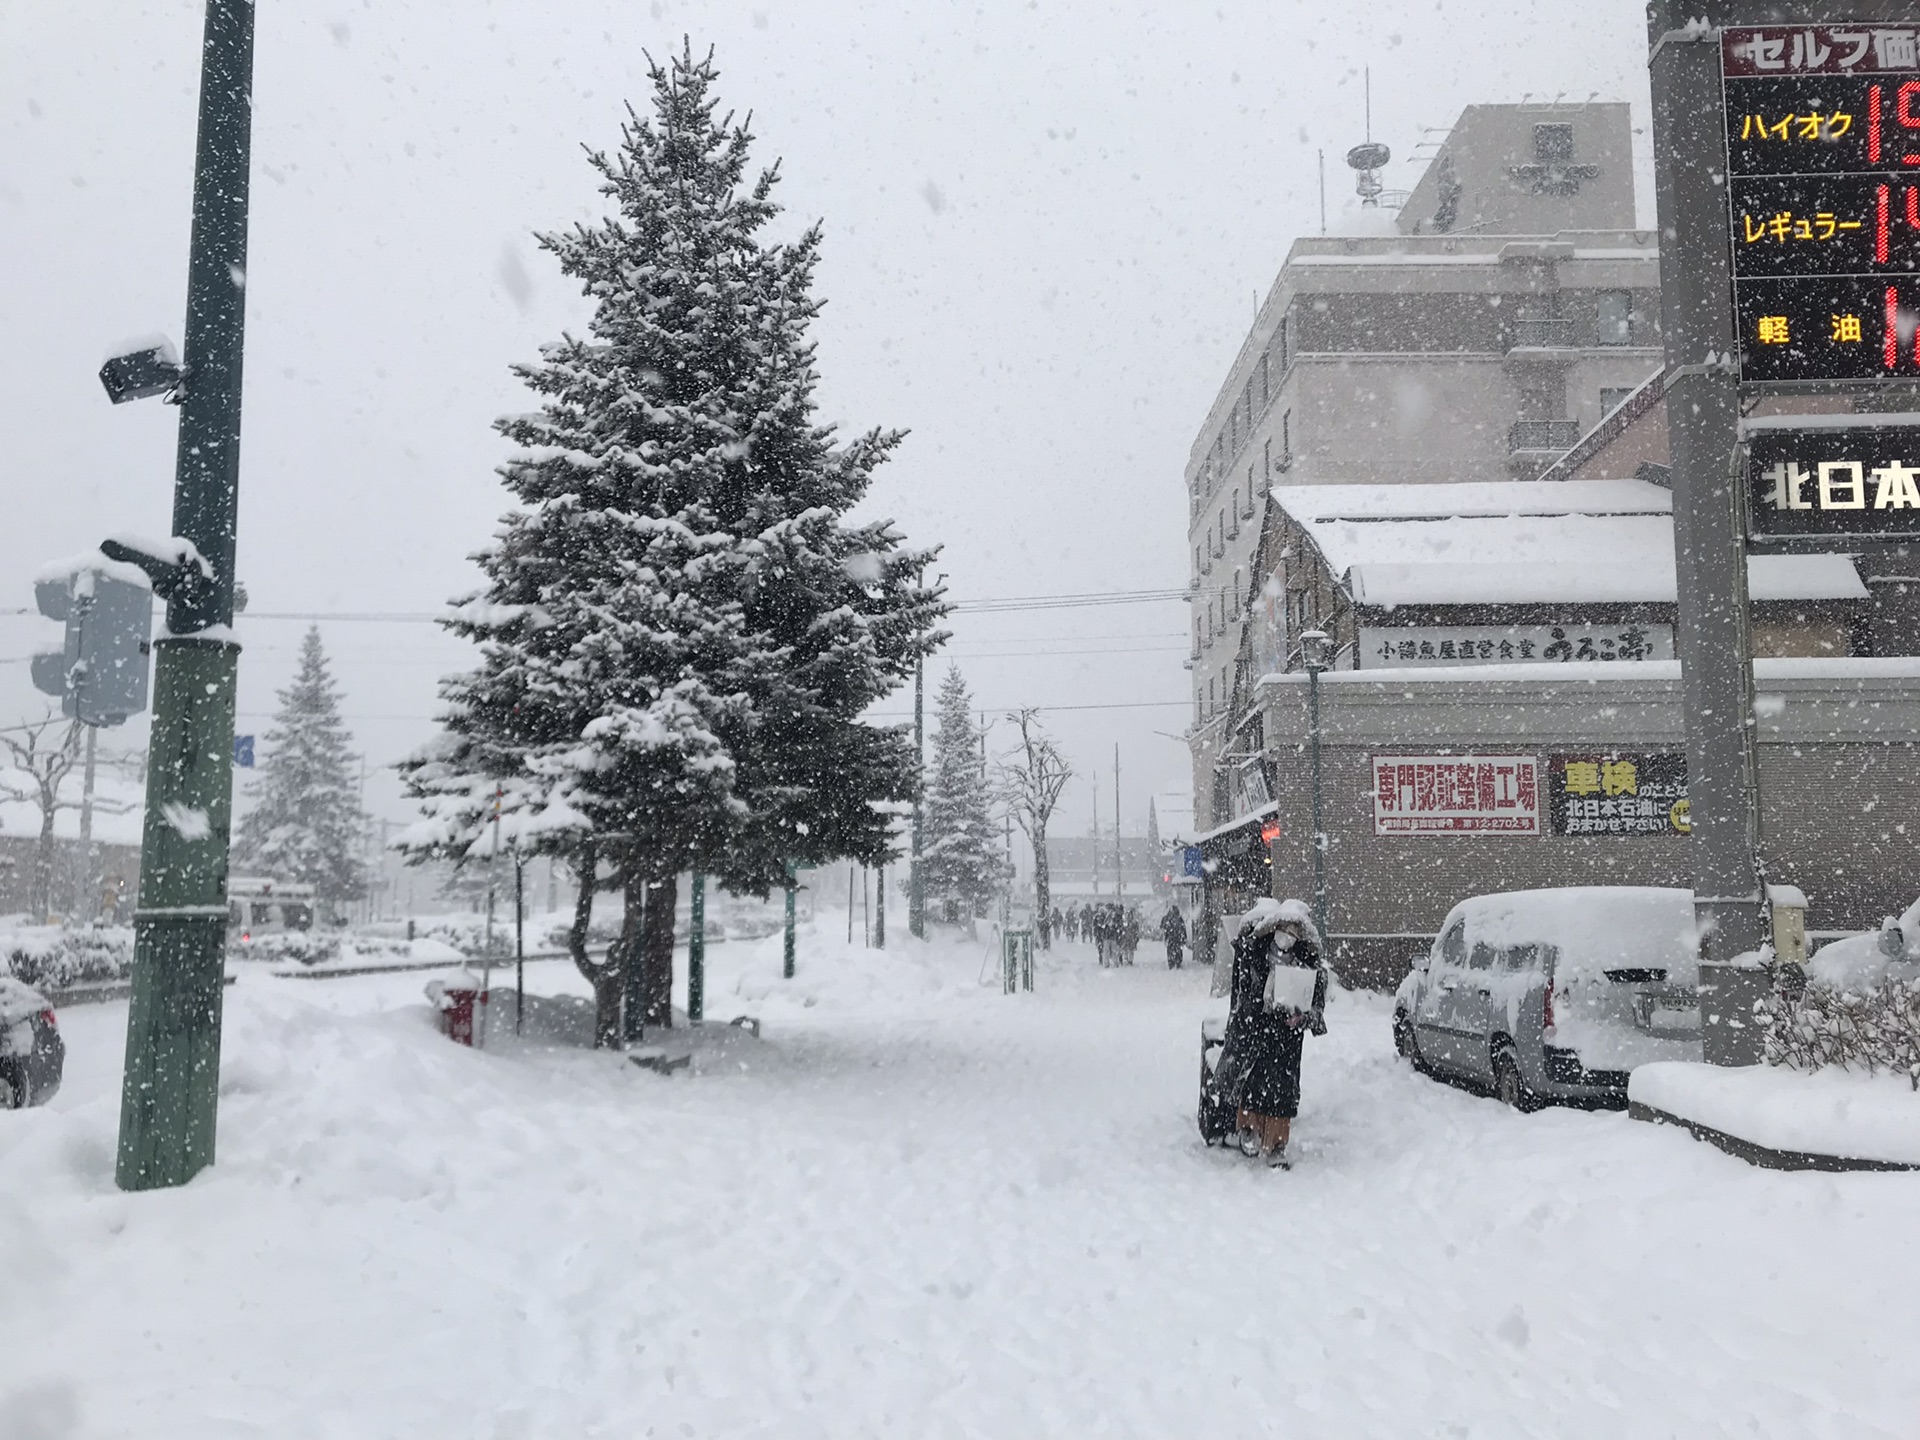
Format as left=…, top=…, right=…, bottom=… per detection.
left=921, top=666, right=1003, bottom=923
left=234, top=627, right=366, bottom=915
left=397, top=46, right=942, bottom=1044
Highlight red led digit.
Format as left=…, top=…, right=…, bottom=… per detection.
left=1887, top=285, right=1900, bottom=371
left=1879, top=183, right=1892, bottom=264
left=1871, top=83, right=1883, bottom=164
left=1902, top=82, right=1920, bottom=166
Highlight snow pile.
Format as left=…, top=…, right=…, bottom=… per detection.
left=1632, top=1060, right=1920, bottom=1166
left=723, top=923, right=978, bottom=1015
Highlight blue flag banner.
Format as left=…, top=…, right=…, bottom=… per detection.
left=233, top=734, right=254, bottom=768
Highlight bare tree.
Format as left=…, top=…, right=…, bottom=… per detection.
left=0, top=717, right=82, bottom=922
left=998, top=709, right=1073, bottom=949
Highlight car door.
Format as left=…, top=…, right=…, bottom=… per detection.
left=1413, top=920, right=1467, bottom=1071
left=1447, top=939, right=1501, bottom=1083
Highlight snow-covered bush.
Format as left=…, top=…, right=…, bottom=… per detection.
left=0, top=925, right=135, bottom=991
left=1764, top=898, right=1920, bottom=1089
left=230, top=931, right=343, bottom=967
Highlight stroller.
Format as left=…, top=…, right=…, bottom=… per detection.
left=1197, top=1015, right=1240, bottom=1145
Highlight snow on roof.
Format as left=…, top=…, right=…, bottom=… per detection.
left=1269, top=482, right=1864, bottom=606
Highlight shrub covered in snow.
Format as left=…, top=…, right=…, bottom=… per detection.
left=229, top=930, right=343, bottom=967
left=1764, top=899, right=1920, bottom=1089
left=0, top=924, right=135, bottom=990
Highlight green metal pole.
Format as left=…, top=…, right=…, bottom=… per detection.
left=688, top=871, right=706, bottom=1023
left=117, top=0, right=255, bottom=1193
left=782, top=860, right=797, bottom=980
left=1309, top=662, right=1328, bottom=949
left=875, top=862, right=886, bottom=949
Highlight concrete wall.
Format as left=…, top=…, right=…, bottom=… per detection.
left=1256, top=667, right=1920, bottom=989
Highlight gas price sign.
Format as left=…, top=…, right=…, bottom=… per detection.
left=1723, top=25, right=1920, bottom=383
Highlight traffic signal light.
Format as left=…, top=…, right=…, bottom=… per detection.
left=32, top=562, right=155, bottom=727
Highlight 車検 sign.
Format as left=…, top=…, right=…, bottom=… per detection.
left=1371, top=755, right=1540, bottom=836
left=1546, top=753, right=1690, bottom=838
left=1722, top=24, right=1920, bottom=384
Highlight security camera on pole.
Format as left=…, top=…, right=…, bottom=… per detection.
left=94, top=0, right=257, bottom=1190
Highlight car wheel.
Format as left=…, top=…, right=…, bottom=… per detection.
left=1492, top=1048, right=1541, bottom=1114
left=1392, top=1011, right=1423, bottom=1068
left=0, top=1066, right=26, bottom=1111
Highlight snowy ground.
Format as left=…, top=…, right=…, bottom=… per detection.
left=3, top=925, right=1916, bottom=1438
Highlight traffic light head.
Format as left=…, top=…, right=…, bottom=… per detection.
left=31, top=562, right=155, bottom=726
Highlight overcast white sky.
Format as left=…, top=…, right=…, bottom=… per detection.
left=0, top=1, right=1651, bottom=847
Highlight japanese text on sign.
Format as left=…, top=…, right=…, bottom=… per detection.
left=1547, top=753, right=1690, bottom=838
left=1372, top=755, right=1540, bottom=837
left=1724, top=25, right=1920, bottom=384
left=1746, top=423, right=1920, bottom=543
left=1358, top=624, right=1673, bottom=669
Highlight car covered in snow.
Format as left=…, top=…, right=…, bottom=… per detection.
left=0, top=975, right=65, bottom=1109
left=1392, top=887, right=1703, bottom=1110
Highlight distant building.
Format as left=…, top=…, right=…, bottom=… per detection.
left=1043, top=834, right=1165, bottom=905
left=1185, top=102, right=1661, bottom=825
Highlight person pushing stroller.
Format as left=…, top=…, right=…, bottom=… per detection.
left=1221, top=899, right=1327, bottom=1169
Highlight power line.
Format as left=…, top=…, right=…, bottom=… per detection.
left=1, top=586, right=1191, bottom=625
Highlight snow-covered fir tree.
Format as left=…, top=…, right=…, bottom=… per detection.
left=398, top=45, right=943, bottom=1044
left=921, top=666, right=1003, bottom=923
left=234, top=627, right=365, bottom=916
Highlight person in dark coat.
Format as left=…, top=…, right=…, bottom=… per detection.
left=1120, top=906, right=1142, bottom=965
left=1160, top=906, right=1188, bottom=968
left=1224, top=899, right=1328, bottom=1168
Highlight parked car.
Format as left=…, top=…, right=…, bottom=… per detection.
left=0, top=975, right=65, bottom=1109
left=1392, top=886, right=1703, bottom=1110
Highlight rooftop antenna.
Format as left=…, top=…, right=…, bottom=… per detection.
left=1345, top=66, right=1391, bottom=206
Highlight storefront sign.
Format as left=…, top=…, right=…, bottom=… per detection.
left=1546, top=753, right=1691, bottom=837
left=1747, top=419, right=1920, bottom=544
left=1358, top=624, right=1673, bottom=668
left=1372, top=755, right=1540, bottom=836
left=1723, top=25, right=1920, bottom=384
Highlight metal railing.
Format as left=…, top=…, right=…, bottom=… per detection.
left=1507, top=419, right=1582, bottom=452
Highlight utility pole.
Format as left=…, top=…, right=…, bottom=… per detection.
left=115, top=0, right=256, bottom=1192
left=688, top=871, right=706, bottom=1023
left=1113, top=745, right=1123, bottom=900
left=1646, top=1, right=1772, bottom=1063
left=909, top=653, right=926, bottom=939
left=78, top=724, right=98, bottom=923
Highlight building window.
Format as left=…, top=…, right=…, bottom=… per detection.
left=1277, top=316, right=1289, bottom=370
left=1534, top=122, right=1575, bottom=163
left=1232, top=568, right=1243, bottom=619
left=1258, top=354, right=1269, bottom=410
left=1600, top=386, right=1634, bottom=416
left=1281, top=410, right=1293, bottom=465
left=1193, top=545, right=1201, bottom=580
left=1263, top=438, right=1272, bottom=491
left=1596, top=291, right=1632, bottom=345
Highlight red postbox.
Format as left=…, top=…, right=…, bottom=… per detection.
left=428, top=970, right=486, bottom=1046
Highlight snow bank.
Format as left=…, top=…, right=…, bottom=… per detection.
left=1632, top=1061, right=1920, bottom=1166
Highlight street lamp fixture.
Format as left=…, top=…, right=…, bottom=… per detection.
left=1300, top=629, right=1332, bottom=955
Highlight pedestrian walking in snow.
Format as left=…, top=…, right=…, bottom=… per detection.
left=1120, top=906, right=1141, bottom=966
left=1224, top=899, right=1327, bottom=1169
left=1160, top=905, right=1187, bottom=968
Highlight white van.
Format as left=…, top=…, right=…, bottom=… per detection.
left=226, top=876, right=316, bottom=945
left=1392, top=887, right=1704, bottom=1109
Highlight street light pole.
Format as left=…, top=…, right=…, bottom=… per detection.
left=115, top=0, right=256, bottom=1192
left=1302, top=630, right=1330, bottom=950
